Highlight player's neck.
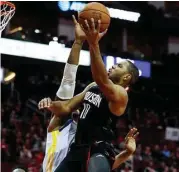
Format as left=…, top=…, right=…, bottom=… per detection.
left=116, top=81, right=127, bottom=88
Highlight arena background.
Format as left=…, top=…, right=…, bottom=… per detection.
left=1, top=1, right=179, bottom=172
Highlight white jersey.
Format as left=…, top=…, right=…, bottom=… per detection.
left=42, top=119, right=77, bottom=172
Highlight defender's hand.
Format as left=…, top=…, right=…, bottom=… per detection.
left=82, top=18, right=107, bottom=45
left=125, top=128, right=139, bottom=154
left=72, top=15, right=86, bottom=42
left=38, top=97, right=53, bottom=111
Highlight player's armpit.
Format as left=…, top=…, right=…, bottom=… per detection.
left=108, top=101, right=127, bottom=116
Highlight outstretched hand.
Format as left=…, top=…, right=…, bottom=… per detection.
left=125, top=128, right=139, bottom=154
left=72, top=15, right=107, bottom=45
left=72, top=15, right=86, bottom=42
left=38, top=97, right=53, bottom=111
left=82, top=18, right=107, bottom=45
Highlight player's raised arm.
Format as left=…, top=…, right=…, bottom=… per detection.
left=80, top=18, right=126, bottom=115
left=80, top=18, right=139, bottom=116
left=56, top=15, right=86, bottom=100
left=47, top=15, right=86, bottom=132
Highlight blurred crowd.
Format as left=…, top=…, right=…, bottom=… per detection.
left=1, top=99, right=45, bottom=171
left=1, top=74, right=179, bottom=172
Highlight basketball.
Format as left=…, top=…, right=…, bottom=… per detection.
left=78, top=2, right=111, bottom=32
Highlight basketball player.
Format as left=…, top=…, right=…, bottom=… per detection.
left=41, top=16, right=86, bottom=172
left=39, top=16, right=139, bottom=172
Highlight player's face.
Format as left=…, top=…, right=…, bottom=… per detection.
left=108, top=60, right=130, bottom=82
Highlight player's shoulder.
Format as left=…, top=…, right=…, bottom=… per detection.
left=88, top=82, right=97, bottom=88
left=84, top=82, right=97, bottom=92
left=114, top=84, right=128, bottom=100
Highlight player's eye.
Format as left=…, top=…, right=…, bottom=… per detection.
left=118, top=64, right=122, bottom=68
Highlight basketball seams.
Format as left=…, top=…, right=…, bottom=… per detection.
left=79, top=9, right=111, bottom=18
left=79, top=16, right=110, bottom=25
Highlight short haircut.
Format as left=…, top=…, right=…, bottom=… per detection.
left=126, top=60, right=139, bottom=85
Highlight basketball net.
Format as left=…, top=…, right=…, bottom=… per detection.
left=0, top=1, right=15, bottom=38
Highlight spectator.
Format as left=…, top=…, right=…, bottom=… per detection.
left=32, top=134, right=41, bottom=152
left=121, top=166, right=133, bottom=172
left=143, top=146, right=152, bottom=161
left=175, top=147, right=179, bottom=160
left=162, top=145, right=171, bottom=158
left=134, top=144, right=143, bottom=161
left=31, top=112, right=40, bottom=125
left=1, top=138, right=10, bottom=161
left=152, top=144, right=162, bottom=161
left=157, top=161, right=168, bottom=172
left=20, top=146, right=32, bottom=160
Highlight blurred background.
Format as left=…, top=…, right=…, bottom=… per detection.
left=1, top=1, right=179, bottom=172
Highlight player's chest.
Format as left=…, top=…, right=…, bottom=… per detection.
left=83, top=91, right=103, bottom=108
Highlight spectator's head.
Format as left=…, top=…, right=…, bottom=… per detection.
left=163, top=145, right=168, bottom=151
left=30, top=126, right=35, bottom=133
left=145, top=146, right=151, bottom=152
left=160, top=161, right=166, bottom=168
left=16, top=138, right=23, bottom=145
left=137, top=144, right=142, bottom=149
left=149, top=160, right=154, bottom=167
left=25, top=139, right=31, bottom=145
left=11, top=110, right=16, bottom=115
left=154, top=144, right=160, bottom=151
left=22, top=145, right=27, bottom=151
left=15, top=104, right=21, bottom=112
left=17, top=131, right=22, bottom=138
left=39, top=127, right=43, bottom=133
left=2, top=128, right=7, bottom=136
left=25, top=133, right=31, bottom=139
left=1, top=107, right=4, bottom=114
left=1, top=138, right=6, bottom=144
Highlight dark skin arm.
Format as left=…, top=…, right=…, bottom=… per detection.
left=47, top=15, right=86, bottom=132
left=89, top=44, right=128, bottom=115
left=66, top=15, right=86, bottom=65
left=38, top=93, right=84, bottom=118
left=78, top=17, right=128, bottom=116
left=49, top=40, right=84, bottom=132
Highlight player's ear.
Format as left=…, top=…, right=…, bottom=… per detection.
left=123, top=74, right=131, bottom=81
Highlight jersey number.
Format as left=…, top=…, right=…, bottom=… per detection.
left=80, top=103, right=91, bottom=119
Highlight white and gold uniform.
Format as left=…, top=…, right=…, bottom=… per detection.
left=42, top=63, right=78, bottom=172
left=42, top=119, right=77, bottom=172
